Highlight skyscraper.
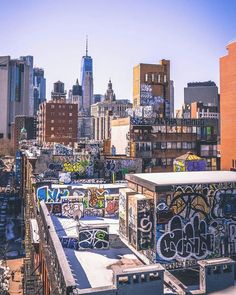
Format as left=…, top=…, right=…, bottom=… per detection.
left=80, top=37, right=93, bottom=114
left=0, top=55, right=34, bottom=139
left=33, top=68, right=46, bottom=115
left=184, top=81, right=219, bottom=106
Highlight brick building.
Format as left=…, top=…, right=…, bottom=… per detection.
left=133, top=60, right=173, bottom=117
left=37, top=100, right=78, bottom=146
left=220, top=41, right=236, bottom=170
left=111, top=117, right=219, bottom=172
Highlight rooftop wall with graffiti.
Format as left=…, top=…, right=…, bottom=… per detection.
left=104, top=158, right=142, bottom=180
left=36, top=183, right=121, bottom=218
left=156, top=182, right=236, bottom=267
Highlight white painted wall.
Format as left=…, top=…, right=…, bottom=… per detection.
left=111, top=124, right=129, bottom=155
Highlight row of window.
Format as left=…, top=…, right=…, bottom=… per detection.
left=50, top=120, right=73, bottom=124
left=135, top=141, right=197, bottom=151
left=50, top=112, right=73, bottom=116
left=50, top=127, right=73, bottom=132
left=144, top=73, right=167, bottom=84
left=50, top=104, right=74, bottom=109
left=150, top=126, right=214, bottom=134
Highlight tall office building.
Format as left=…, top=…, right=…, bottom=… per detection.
left=184, top=81, right=219, bottom=106
left=220, top=41, right=236, bottom=170
left=0, top=55, right=34, bottom=139
left=71, top=78, right=83, bottom=109
left=33, top=68, right=46, bottom=115
left=80, top=38, right=93, bottom=114
left=133, top=59, right=171, bottom=118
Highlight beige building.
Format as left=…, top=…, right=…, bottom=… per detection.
left=91, top=79, right=132, bottom=141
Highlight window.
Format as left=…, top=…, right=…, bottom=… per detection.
left=69, top=120, right=72, bottom=124
left=177, top=142, right=182, bottom=149
left=167, top=158, right=172, bottom=165
left=167, top=142, right=171, bottom=149
left=59, top=104, right=62, bottom=108
left=161, top=142, right=166, bottom=149
left=51, top=119, right=54, bottom=123
left=51, top=105, right=55, bottom=109
left=69, top=113, right=72, bottom=116
left=183, top=142, right=188, bottom=149
left=51, top=127, right=54, bottom=131
left=171, top=142, right=177, bottom=149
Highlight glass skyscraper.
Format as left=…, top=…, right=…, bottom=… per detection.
left=33, top=68, right=46, bottom=115
left=80, top=38, right=93, bottom=114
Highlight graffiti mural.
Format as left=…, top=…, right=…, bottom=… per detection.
left=49, top=154, right=94, bottom=178
left=156, top=183, right=236, bottom=266
left=78, top=227, right=109, bottom=249
left=157, top=215, right=214, bottom=261
left=36, top=183, right=119, bottom=218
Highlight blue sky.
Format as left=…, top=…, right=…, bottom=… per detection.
left=1, top=0, right=236, bottom=109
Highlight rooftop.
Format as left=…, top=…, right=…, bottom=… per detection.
left=51, top=215, right=142, bottom=290
left=126, top=171, right=236, bottom=191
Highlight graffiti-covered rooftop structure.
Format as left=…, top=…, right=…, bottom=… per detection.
left=124, top=171, right=236, bottom=270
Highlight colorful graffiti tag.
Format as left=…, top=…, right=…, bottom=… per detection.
left=156, top=184, right=236, bottom=265
left=78, top=227, right=109, bottom=249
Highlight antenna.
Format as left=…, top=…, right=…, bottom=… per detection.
left=86, top=35, right=88, bottom=56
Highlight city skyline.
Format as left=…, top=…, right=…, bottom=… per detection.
left=0, top=0, right=236, bottom=109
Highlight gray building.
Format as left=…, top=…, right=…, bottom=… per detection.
left=184, top=81, right=219, bottom=106
left=0, top=55, right=34, bottom=139
left=33, top=68, right=46, bottom=115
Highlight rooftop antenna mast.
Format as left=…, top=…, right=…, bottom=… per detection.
left=86, top=35, right=88, bottom=56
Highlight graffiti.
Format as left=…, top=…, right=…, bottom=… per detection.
left=43, top=169, right=59, bottom=179
left=36, top=183, right=119, bottom=218
left=63, top=160, right=90, bottom=173
left=83, top=208, right=104, bottom=217
left=155, top=183, right=236, bottom=266
left=46, top=203, right=62, bottom=215
left=78, top=227, right=109, bottom=249
left=62, top=202, right=83, bottom=219
left=104, top=159, right=142, bottom=179
left=137, top=199, right=154, bottom=250
left=173, top=158, right=206, bottom=172
left=37, top=186, right=70, bottom=202
left=156, top=201, right=173, bottom=224
left=105, top=199, right=119, bottom=217
left=212, top=189, right=236, bottom=220
left=60, top=237, right=79, bottom=250
left=48, top=163, right=62, bottom=171
left=59, top=172, right=71, bottom=184
left=168, top=186, right=211, bottom=220
left=157, top=215, right=214, bottom=261
left=54, top=144, right=73, bottom=156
